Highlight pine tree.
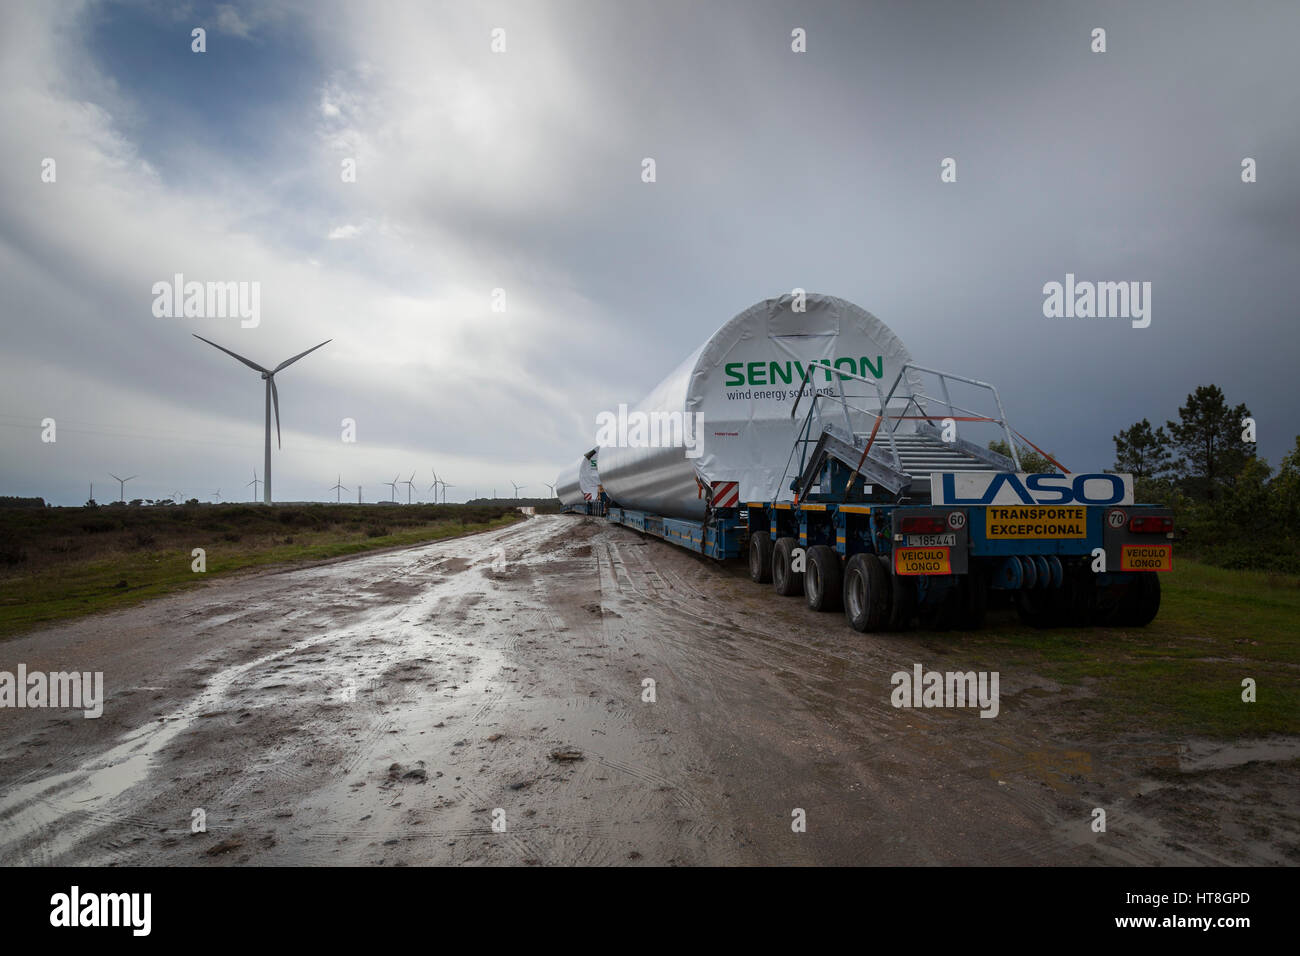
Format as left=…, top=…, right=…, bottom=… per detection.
left=1112, top=418, right=1173, bottom=479
left=1165, top=385, right=1253, bottom=500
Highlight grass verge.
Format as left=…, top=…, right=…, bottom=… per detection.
left=0, top=512, right=522, bottom=639
left=925, top=559, right=1299, bottom=738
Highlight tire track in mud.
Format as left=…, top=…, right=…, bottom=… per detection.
left=593, top=523, right=1115, bottom=864
left=0, top=521, right=546, bottom=866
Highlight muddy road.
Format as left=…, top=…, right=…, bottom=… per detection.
left=0, top=515, right=1294, bottom=865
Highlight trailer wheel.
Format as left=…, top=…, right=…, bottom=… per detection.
left=918, top=583, right=960, bottom=631
left=883, top=556, right=915, bottom=631
left=748, top=534, right=772, bottom=584
left=1115, top=573, right=1161, bottom=627
left=843, top=553, right=890, bottom=632
left=957, top=571, right=988, bottom=630
left=804, top=545, right=842, bottom=612
left=1016, top=587, right=1064, bottom=628
left=772, top=537, right=803, bottom=596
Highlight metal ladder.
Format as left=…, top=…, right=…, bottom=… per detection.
left=784, top=363, right=1019, bottom=502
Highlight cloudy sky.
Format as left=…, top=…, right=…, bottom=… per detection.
left=2, top=0, right=1297, bottom=505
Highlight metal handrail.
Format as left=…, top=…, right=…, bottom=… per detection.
left=785, top=359, right=1022, bottom=488
left=878, top=363, right=1020, bottom=470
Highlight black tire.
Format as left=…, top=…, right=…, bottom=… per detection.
left=1062, top=567, right=1098, bottom=627
left=884, top=556, right=915, bottom=631
left=843, top=553, right=890, bottom=632
left=957, top=571, right=988, bottom=630
left=1116, top=573, right=1161, bottom=627
left=748, top=534, right=772, bottom=583
left=1016, top=586, right=1065, bottom=628
left=772, top=537, right=803, bottom=596
left=804, top=545, right=843, bottom=612
left=918, top=584, right=960, bottom=631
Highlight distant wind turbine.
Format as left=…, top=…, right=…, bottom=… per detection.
left=510, top=480, right=526, bottom=498
left=329, top=474, right=349, bottom=504
left=193, top=333, right=331, bottom=505
left=543, top=482, right=556, bottom=497
left=402, top=471, right=417, bottom=505
left=384, top=474, right=400, bottom=502
left=109, top=473, right=136, bottom=502
left=441, top=483, right=455, bottom=503
left=247, top=469, right=262, bottom=501
left=211, top=489, right=222, bottom=503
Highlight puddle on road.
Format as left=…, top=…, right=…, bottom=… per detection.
left=0, top=628, right=343, bottom=864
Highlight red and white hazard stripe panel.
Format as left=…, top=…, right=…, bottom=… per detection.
left=712, top=481, right=740, bottom=508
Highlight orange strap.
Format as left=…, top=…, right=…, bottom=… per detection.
left=1011, top=428, right=1070, bottom=473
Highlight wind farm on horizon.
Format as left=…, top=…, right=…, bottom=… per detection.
left=20, top=334, right=560, bottom=510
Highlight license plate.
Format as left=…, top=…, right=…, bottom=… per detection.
left=1121, top=544, right=1173, bottom=571
left=909, top=533, right=956, bottom=547
left=894, top=546, right=951, bottom=575
left=985, top=506, right=1087, bottom=539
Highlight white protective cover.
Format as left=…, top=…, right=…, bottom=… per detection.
left=555, top=450, right=601, bottom=506
left=596, top=294, right=923, bottom=519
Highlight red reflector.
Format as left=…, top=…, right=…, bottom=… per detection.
left=901, top=516, right=946, bottom=534
left=1129, top=515, right=1173, bottom=533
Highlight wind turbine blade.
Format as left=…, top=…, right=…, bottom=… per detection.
left=274, top=339, right=331, bottom=373
left=126, top=476, right=137, bottom=482
left=192, top=334, right=269, bottom=373
left=109, top=473, right=121, bottom=481
left=271, top=377, right=281, bottom=449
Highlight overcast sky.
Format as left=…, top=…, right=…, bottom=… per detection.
left=2, top=0, right=1297, bottom=505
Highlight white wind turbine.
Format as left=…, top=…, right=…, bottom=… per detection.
left=329, top=474, right=349, bottom=504
left=109, top=473, right=136, bottom=502
left=193, top=334, right=331, bottom=505
left=402, top=470, right=417, bottom=504
left=384, top=474, right=400, bottom=502
left=510, top=480, right=526, bottom=499
left=247, top=469, right=262, bottom=501
left=543, top=482, right=556, bottom=497
left=440, top=482, right=455, bottom=503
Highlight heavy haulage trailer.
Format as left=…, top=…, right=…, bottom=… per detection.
left=558, top=294, right=1173, bottom=632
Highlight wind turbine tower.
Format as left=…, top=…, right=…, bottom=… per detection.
left=193, top=334, right=331, bottom=505
left=109, top=473, right=136, bottom=503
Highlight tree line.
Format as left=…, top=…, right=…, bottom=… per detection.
left=992, top=384, right=1298, bottom=572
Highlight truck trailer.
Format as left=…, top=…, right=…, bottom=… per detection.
left=558, top=293, right=1173, bottom=632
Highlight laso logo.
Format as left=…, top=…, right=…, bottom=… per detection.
left=933, top=472, right=1134, bottom=507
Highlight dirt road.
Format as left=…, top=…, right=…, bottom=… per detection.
left=0, top=515, right=1294, bottom=865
